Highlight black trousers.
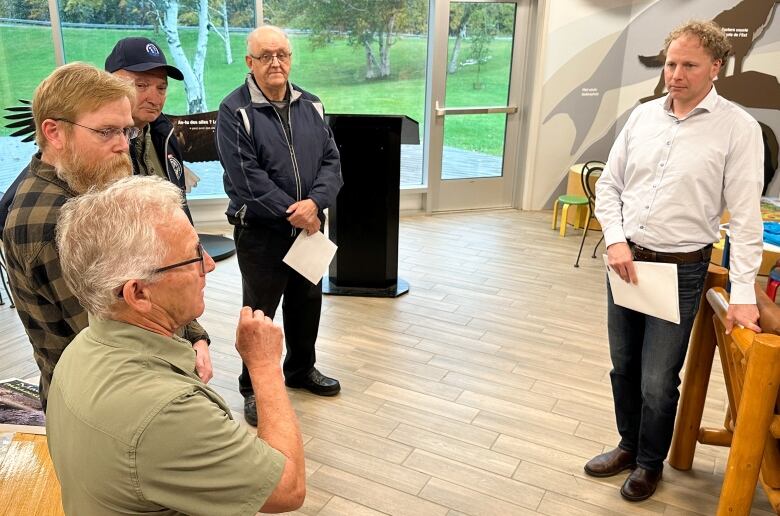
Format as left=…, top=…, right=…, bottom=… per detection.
left=235, top=225, right=321, bottom=398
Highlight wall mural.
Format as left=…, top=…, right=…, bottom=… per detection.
left=538, top=0, right=780, bottom=207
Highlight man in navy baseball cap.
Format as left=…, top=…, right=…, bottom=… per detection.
left=105, top=37, right=214, bottom=382
left=105, top=37, right=184, bottom=80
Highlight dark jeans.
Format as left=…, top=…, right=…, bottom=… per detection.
left=607, top=259, right=709, bottom=471
left=235, top=225, right=321, bottom=398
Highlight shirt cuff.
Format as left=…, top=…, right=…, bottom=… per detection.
left=602, top=226, right=627, bottom=248
left=729, top=282, right=757, bottom=305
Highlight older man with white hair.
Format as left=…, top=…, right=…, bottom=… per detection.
left=217, top=25, right=343, bottom=426
left=47, top=176, right=305, bottom=515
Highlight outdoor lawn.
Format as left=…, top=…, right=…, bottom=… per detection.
left=0, top=24, right=512, bottom=156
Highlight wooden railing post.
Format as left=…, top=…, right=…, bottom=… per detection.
left=716, top=335, right=780, bottom=515
left=669, top=265, right=729, bottom=470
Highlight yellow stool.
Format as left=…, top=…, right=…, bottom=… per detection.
left=552, top=195, right=589, bottom=236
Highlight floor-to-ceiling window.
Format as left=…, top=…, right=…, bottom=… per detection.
left=0, top=0, right=56, bottom=193
left=0, top=1, right=524, bottom=204
left=264, top=0, right=430, bottom=188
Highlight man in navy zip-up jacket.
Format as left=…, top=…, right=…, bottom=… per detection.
left=216, top=25, right=343, bottom=426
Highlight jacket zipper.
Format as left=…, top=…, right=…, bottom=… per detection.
left=163, top=125, right=174, bottom=183
left=272, top=103, right=302, bottom=237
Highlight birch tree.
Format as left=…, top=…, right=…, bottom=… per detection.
left=151, top=0, right=209, bottom=112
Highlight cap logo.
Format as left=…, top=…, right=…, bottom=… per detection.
left=146, top=43, right=161, bottom=57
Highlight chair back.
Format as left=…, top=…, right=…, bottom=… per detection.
left=580, top=161, right=604, bottom=211
left=707, top=287, right=780, bottom=514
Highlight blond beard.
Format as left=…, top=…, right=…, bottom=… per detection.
left=56, top=144, right=133, bottom=194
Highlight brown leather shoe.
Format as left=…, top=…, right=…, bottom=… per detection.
left=584, top=447, right=636, bottom=477
left=620, top=466, right=663, bottom=501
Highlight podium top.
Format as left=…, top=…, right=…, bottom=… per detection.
left=326, top=114, right=420, bottom=145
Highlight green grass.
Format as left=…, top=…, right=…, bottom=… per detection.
left=0, top=25, right=512, bottom=156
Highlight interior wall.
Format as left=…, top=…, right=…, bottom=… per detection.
left=522, top=0, right=780, bottom=210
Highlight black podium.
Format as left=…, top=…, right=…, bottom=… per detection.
left=323, top=114, right=419, bottom=297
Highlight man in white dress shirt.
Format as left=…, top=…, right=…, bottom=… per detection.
left=585, top=20, right=764, bottom=502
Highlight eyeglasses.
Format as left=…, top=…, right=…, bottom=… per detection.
left=249, top=52, right=292, bottom=65
left=153, top=243, right=206, bottom=275
left=54, top=118, right=140, bottom=142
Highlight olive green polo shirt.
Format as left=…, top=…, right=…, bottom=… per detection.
left=46, top=316, right=285, bottom=516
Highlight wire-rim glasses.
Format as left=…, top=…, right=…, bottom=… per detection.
left=249, top=52, right=292, bottom=65
left=54, top=118, right=140, bottom=142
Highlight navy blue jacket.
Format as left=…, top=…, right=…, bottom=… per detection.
left=216, top=75, right=342, bottom=235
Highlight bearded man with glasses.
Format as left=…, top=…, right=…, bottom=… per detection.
left=2, top=63, right=211, bottom=412
left=217, top=25, right=343, bottom=426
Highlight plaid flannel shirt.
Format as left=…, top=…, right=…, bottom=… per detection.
left=3, top=155, right=209, bottom=410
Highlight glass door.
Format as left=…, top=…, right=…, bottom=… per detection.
left=425, top=0, right=531, bottom=212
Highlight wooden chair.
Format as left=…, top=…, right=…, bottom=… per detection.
left=704, top=286, right=780, bottom=514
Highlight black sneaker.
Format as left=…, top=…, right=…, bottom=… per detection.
left=244, top=395, right=258, bottom=426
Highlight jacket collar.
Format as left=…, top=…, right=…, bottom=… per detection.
left=245, top=73, right=302, bottom=106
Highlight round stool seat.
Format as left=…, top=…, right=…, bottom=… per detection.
left=557, top=194, right=588, bottom=205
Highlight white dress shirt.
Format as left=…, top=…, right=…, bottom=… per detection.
left=595, top=86, right=764, bottom=304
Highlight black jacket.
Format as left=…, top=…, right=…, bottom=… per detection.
left=133, top=115, right=193, bottom=222
left=216, top=75, right=342, bottom=235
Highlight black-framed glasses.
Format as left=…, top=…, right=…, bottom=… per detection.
left=249, top=52, right=292, bottom=65
left=54, top=118, right=140, bottom=142
left=153, top=243, right=205, bottom=275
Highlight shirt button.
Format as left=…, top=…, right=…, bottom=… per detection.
left=640, top=225, right=645, bottom=229
left=666, top=141, right=671, bottom=145
left=660, top=163, right=664, bottom=167
left=676, top=120, right=680, bottom=124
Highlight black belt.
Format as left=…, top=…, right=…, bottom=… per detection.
left=628, top=241, right=712, bottom=265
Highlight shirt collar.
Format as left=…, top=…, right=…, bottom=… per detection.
left=31, top=153, right=78, bottom=197
left=663, top=85, right=718, bottom=118
left=86, top=315, right=197, bottom=379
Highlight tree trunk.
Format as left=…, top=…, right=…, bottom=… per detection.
left=448, top=5, right=475, bottom=74
left=220, top=1, right=232, bottom=65
left=363, top=40, right=379, bottom=80
left=448, top=27, right=465, bottom=73
left=159, top=0, right=207, bottom=113
left=189, top=0, right=209, bottom=112
left=378, top=14, right=395, bottom=78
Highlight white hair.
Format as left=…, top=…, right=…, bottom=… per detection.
left=56, top=176, right=184, bottom=319
left=247, top=24, right=291, bottom=55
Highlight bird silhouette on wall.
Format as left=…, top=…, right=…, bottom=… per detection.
left=638, top=0, right=780, bottom=96
left=635, top=0, right=780, bottom=172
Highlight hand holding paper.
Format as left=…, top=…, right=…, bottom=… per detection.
left=604, top=255, right=680, bottom=324
left=283, top=231, right=337, bottom=285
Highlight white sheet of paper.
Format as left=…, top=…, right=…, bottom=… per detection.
left=283, top=230, right=338, bottom=285
left=603, top=255, right=680, bottom=324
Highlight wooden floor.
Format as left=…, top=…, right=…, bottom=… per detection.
left=0, top=209, right=774, bottom=515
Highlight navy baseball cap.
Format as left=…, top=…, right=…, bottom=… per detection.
left=105, top=37, right=184, bottom=81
